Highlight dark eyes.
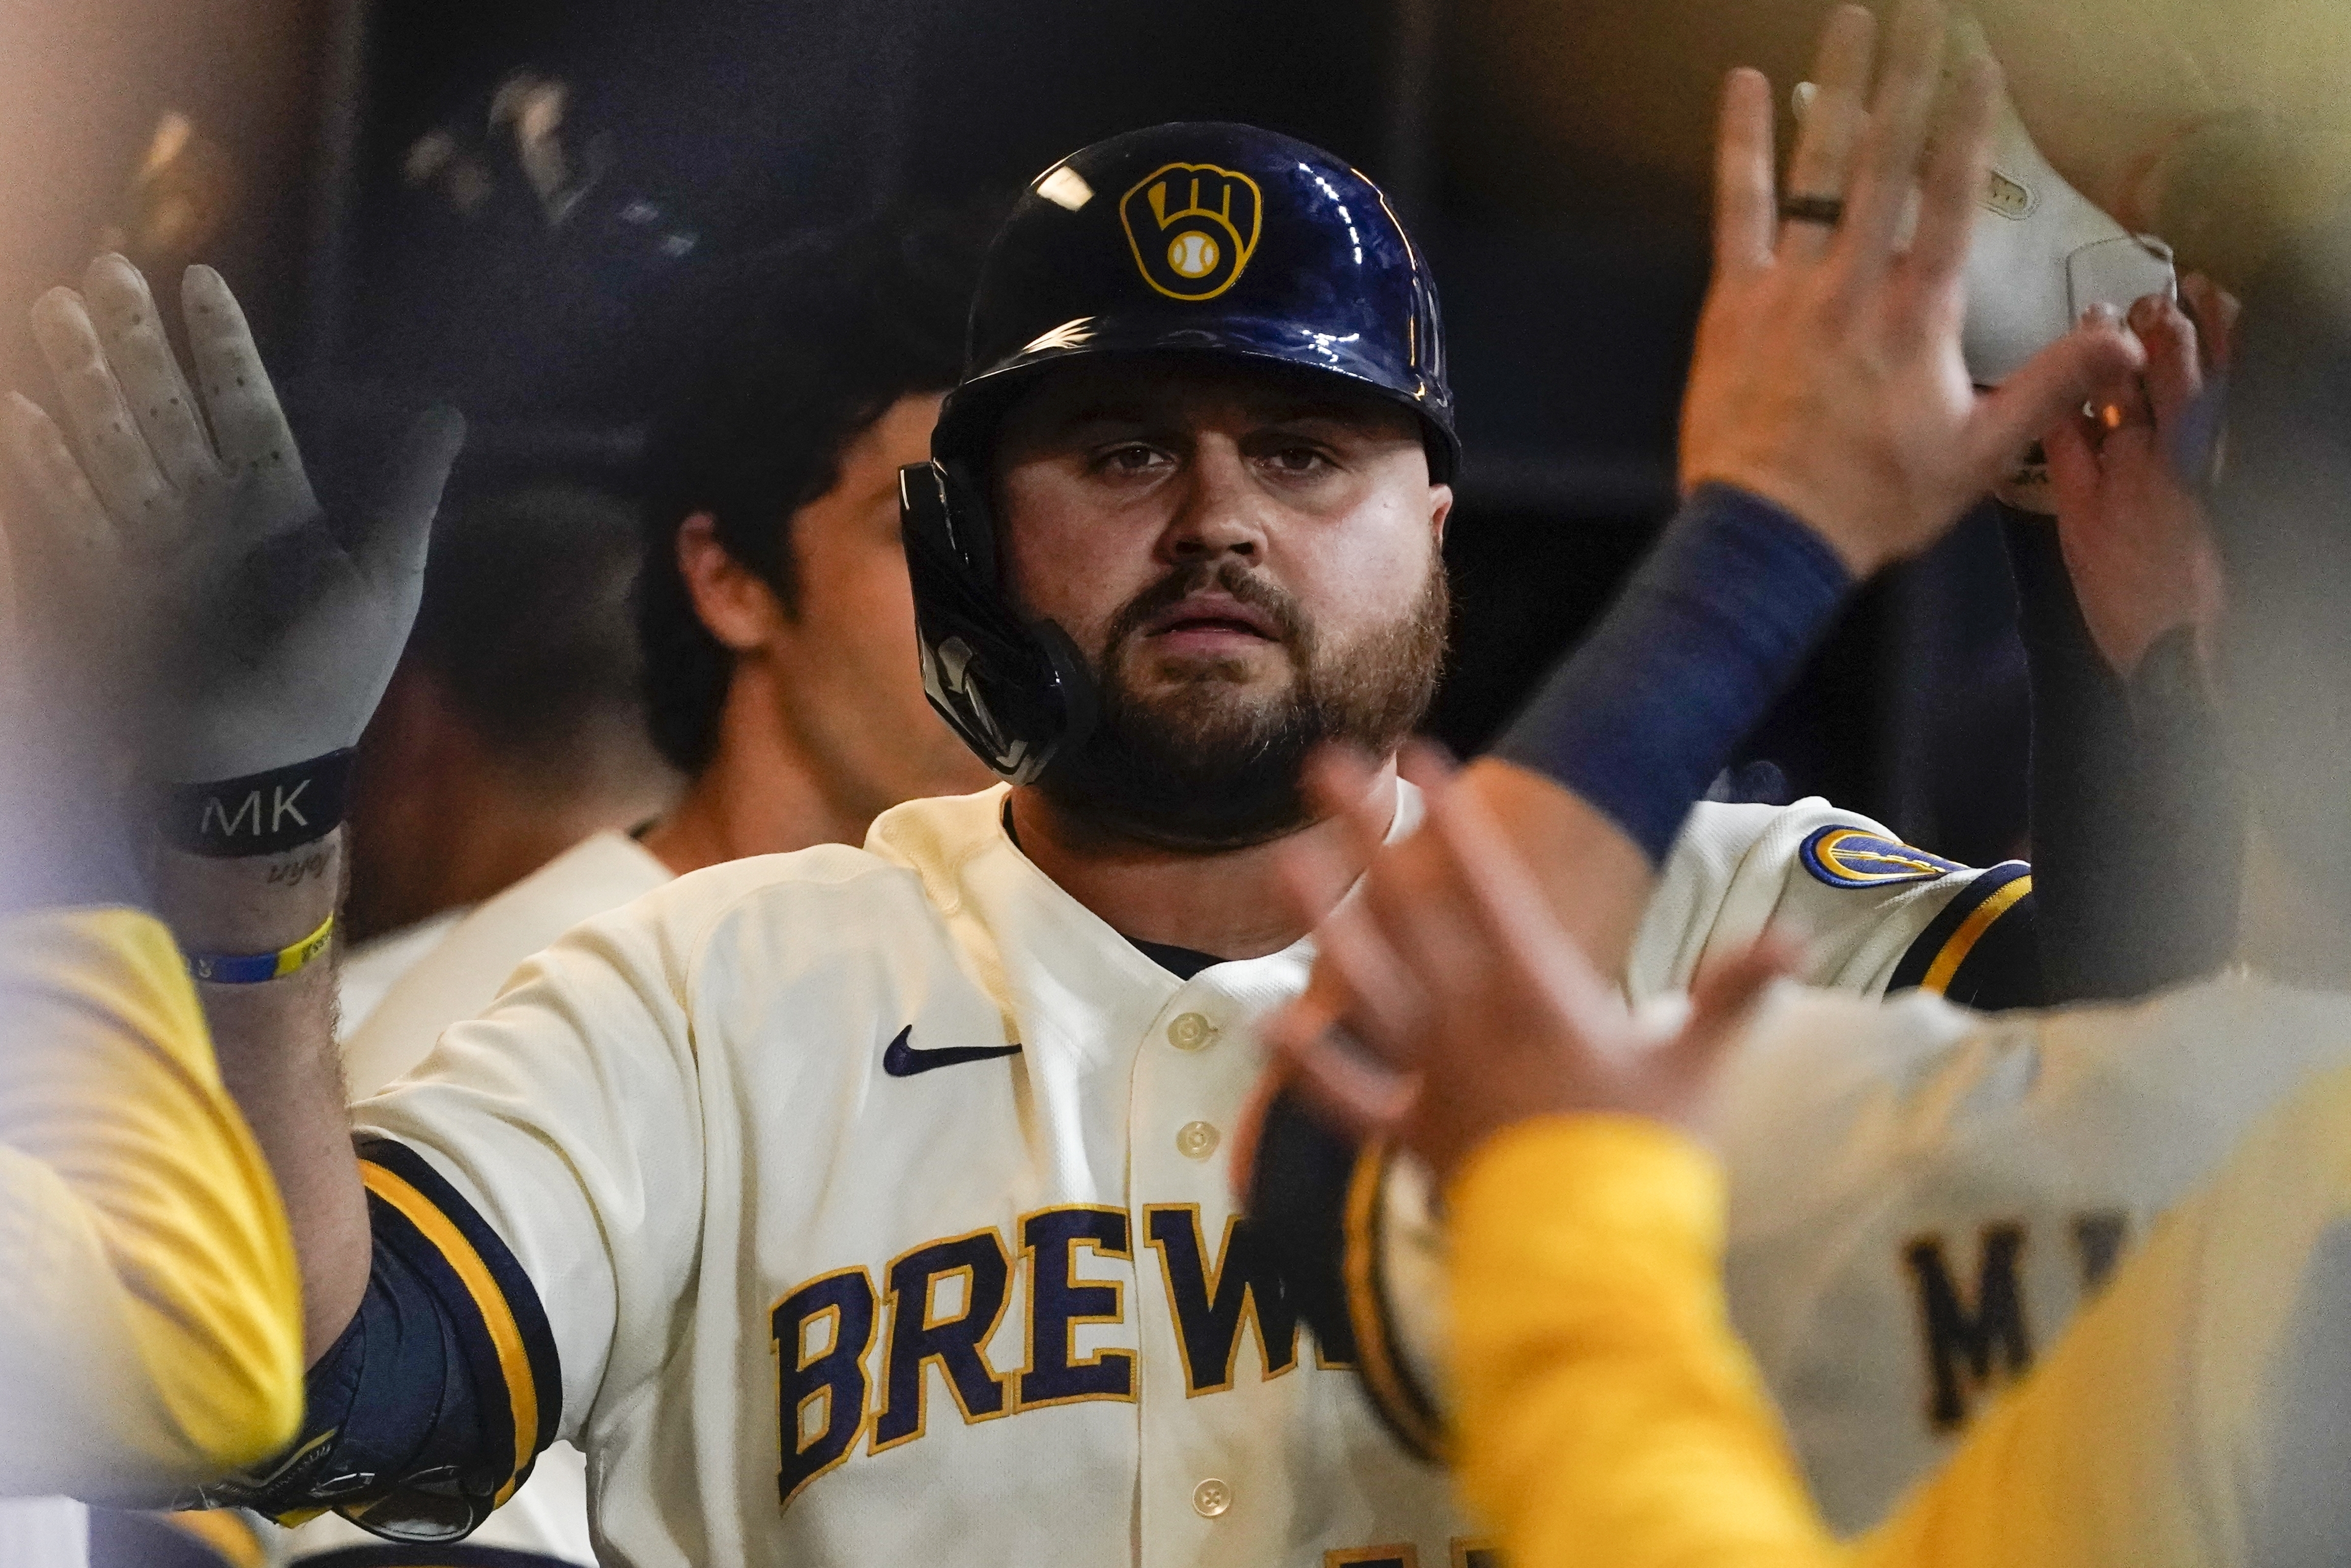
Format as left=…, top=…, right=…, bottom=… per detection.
left=1261, top=445, right=1332, bottom=474
left=1081, top=440, right=1344, bottom=475
left=1087, top=443, right=1335, bottom=477
left=1095, top=443, right=1167, bottom=474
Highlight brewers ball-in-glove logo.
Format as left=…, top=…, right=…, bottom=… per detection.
left=1120, top=162, right=1262, bottom=301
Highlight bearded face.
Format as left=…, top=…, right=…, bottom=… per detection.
left=991, top=355, right=1455, bottom=852
left=1037, top=553, right=1449, bottom=849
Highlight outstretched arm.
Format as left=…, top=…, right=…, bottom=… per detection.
left=1268, top=746, right=2243, bottom=1568
left=4, top=255, right=462, bottom=1357
left=1459, top=0, right=2137, bottom=980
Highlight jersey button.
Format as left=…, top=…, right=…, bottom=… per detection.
left=1167, top=1012, right=1217, bottom=1051
left=1192, top=1478, right=1232, bottom=1517
left=1176, top=1121, right=1220, bottom=1160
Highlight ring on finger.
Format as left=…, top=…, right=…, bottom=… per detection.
left=1779, top=193, right=1845, bottom=225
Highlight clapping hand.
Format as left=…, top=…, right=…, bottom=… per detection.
left=1, top=254, right=462, bottom=788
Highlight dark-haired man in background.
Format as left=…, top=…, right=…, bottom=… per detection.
left=341, top=208, right=995, bottom=1100
left=634, top=212, right=997, bottom=874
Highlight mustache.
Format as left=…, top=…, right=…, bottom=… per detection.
left=1100, top=560, right=1307, bottom=656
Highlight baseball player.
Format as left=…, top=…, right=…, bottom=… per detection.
left=1260, top=2, right=2351, bottom=1545
left=8, top=50, right=2155, bottom=1568
left=1265, top=181, right=2351, bottom=1568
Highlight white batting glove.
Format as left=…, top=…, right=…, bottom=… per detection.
left=1944, top=14, right=2175, bottom=393
left=1, top=254, right=463, bottom=791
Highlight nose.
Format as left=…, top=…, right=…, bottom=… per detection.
left=1158, top=438, right=1267, bottom=567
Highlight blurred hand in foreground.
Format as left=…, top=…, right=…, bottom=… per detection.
left=2044, top=277, right=2235, bottom=677
left=0, top=253, right=462, bottom=787
left=1679, top=0, right=2143, bottom=575
left=1260, top=746, right=1796, bottom=1181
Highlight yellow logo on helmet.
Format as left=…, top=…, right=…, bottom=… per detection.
left=1120, top=162, right=1262, bottom=301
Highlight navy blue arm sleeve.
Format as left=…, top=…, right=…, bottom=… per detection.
left=188, top=1139, right=561, bottom=1545
left=1488, top=483, right=1854, bottom=864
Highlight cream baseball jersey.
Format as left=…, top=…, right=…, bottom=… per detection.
left=326, top=785, right=2023, bottom=1564
left=1350, top=974, right=2351, bottom=1537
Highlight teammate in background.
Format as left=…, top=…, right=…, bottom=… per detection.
left=342, top=211, right=996, bottom=1095
left=632, top=210, right=1001, bottom=877
left=279, top=212, right=993, bottom=1567
left=1265, top=222, right=2351, bottom=1567
left=337, top=482, right=679, bottom=1033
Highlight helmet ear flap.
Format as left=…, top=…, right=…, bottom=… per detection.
left=899, top=460, right=1100, bottom=784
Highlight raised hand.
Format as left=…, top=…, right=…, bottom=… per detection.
left=1680, top=0, right=2142, bottom=574
left=1261, top=746, right=1794, bottom=1180
left=2043, top=279, right=2233, bottom=676
left=1, top=254, right=463, bottom=785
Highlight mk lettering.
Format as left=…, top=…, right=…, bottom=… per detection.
left=197, top=779, right=310, bottom=838
left=772, top=1204, right=1311, bottom=1508
left=199, top=791, right=262, bottom=838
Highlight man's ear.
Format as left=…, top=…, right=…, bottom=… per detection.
left=675, top=512, right=786, bottom=652
left=1428, top=483, right=1454, bottom=551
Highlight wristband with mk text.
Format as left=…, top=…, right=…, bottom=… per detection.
left=160, top=750, right=354, bottom=858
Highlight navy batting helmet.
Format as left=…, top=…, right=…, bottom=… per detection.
left=901, top=121, right=1455, bottom=783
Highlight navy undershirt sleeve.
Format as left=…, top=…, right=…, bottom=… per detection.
left=185, top=1139, right=560, bottom=1544
left=1488, top=483, right=1854, bottom=863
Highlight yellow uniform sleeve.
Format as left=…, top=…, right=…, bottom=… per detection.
left=0, top=907, right=301, bottom=1502
left=1449, top=1114, right=2209, bottom=1568
left=1450, top=1116, right=1842, bottom=1568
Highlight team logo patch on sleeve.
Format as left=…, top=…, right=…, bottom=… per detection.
left=1799, top=825, right=1966, bottom=888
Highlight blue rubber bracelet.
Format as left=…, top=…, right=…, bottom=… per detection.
left=1488, top=483, right=1853, bottom=864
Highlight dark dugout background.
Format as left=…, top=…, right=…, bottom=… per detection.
left=0, top=0, right=2035, bottom=864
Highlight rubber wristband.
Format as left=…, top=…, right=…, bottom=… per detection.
left=186, top=912, right=336, bottom=985
left=160, top=750, right=355, bottom=858
left=1488, top=483, right=1852, bottom=864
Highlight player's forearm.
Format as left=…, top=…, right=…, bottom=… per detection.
left=1477, top=484, right=1854, bottom=977
left=1460, top=761, right=1654, bottom=978
left=154, top=831, right=370, bottom=1360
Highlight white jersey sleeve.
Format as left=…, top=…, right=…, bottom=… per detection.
left=1626, top=798, right=2036, bottom=1007
left=349, top=863, right=753, bottom=1445
left=1352, top=975, right=2351, bottom=1538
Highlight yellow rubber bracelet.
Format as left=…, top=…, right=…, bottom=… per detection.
left=186, top=911, right=336, bottom=984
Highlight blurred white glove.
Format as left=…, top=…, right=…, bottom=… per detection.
left=1793, top=17, right=2175, bottom=512
left=1, top=254, right=462, bottom=785
left=1945, top=14, right=2175, bottom=391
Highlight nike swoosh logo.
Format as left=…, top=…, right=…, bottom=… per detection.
left=882, top=1026, right=1024, bottom=1078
